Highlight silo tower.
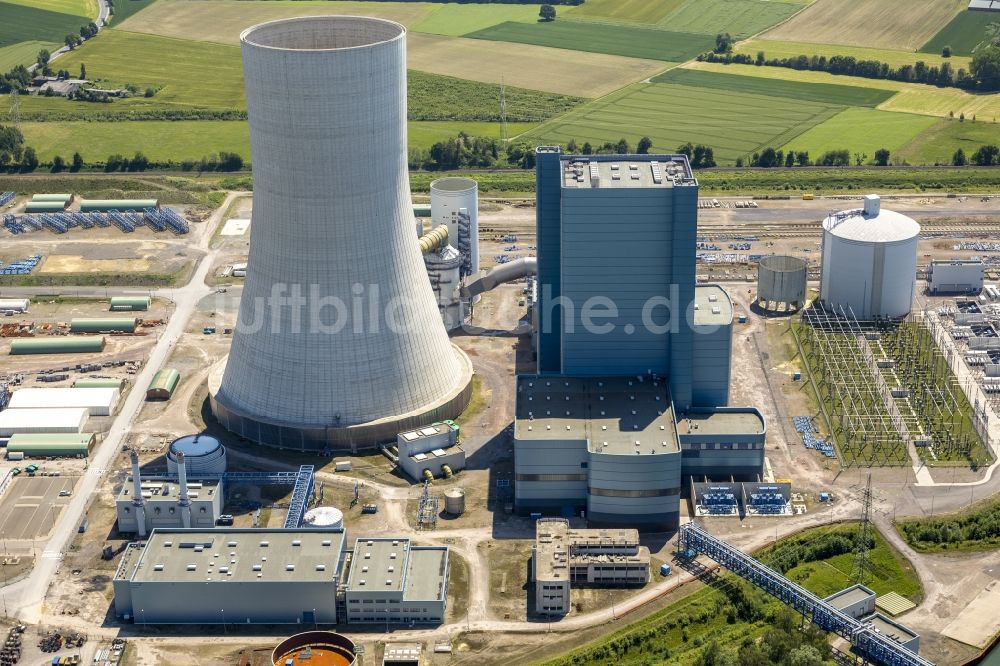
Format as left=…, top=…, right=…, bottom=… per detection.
left=820, top=194, right=919, bottom=320
left=209, top=16, right=473, bottom=451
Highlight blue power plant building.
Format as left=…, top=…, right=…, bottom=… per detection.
left=514, top=148, right=766, bottom=530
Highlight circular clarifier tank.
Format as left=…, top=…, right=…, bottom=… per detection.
left=166, top=433, right=226, bottom=475
left=272, top=631, right=357, bottom=666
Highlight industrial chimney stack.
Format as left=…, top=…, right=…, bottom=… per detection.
left=176, top=451, right=192, bottom=529
left=129, top=448, right=146, bottom=538
left=209, top=16, right=472, bottom=451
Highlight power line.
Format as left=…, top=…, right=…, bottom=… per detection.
left=851, top=472, right=874, bottom=585
left=499, top=76, right=508, bottom=146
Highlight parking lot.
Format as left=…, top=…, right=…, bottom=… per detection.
left=0, top=476, right=77, bottom=541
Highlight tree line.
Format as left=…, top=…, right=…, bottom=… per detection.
left=700, top=42, right=1000, bottom=92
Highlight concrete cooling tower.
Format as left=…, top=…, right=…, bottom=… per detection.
left=209, top=16, right=473, bottom=452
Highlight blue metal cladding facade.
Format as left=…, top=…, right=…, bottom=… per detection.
left=536, top=148, right=564, bottom=373
left=669, top=185, right=698, bottom=412
left=678, top=523, right=931, bottom=666
left=691, top=319, right=732, bottom=409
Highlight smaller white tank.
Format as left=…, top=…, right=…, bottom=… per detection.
left=444, top=488, right=465, bottom=516
left=303, top=506, right=344, bottom=530
left=167, top=434, right=226, bottom=475
left=431, top=177, right=478, bottom=278
left=425, top=245, right=464, bottom=330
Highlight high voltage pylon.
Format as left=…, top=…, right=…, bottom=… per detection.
left=851, top=473, right=874, bottom=585
left=499, top=76, right=508, bottom=146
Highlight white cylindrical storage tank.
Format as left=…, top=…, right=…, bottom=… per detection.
left=444, top=487, right=465, bottom=515
left=210, top=16, right=472, bottom=451
left=0, top=299, right=29, bottom=313
left=166, top=433, right=227, bottom=475
left=425, top=245, right=463, bottom=330
left=431, top=177, right=479, bottom=278
left=302, top=506, right=344, bottom=530
left=820, top=195, right=919, bottom=320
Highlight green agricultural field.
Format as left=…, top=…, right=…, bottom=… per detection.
left=411, top=4, right=539, bottom=37
left=0, top=1, right=91, bottom=49
left=566, top=0, right=685, bottom=24
left=783, top=107, right=939, bottom=158
left=898, top=118, right=1000, bottom=165
left=529, top=82, right=840, bottom=164
left=656, top=0, right=804, bottom=38
left=653, top=68, right=894, bottom=106
left=738, top=38, right=972, bottom=71
left=106, top=0, right=157, bottom=25
left=408, top=71, right=583, bottom=123
left=0, top=40, right=60, bottom=72
left=685, top=61, right=1000, bottom=120
left=466, top=20, right=714, bottom=62
left=3, top=0, right=97, bottom=19
left=921, top=9, right=999, bottom=56
left=763, top=0, right=967, bottom=51
left=19, top=120, right=537, bottom=164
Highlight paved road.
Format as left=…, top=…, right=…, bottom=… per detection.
left=26, top=0, right=110, bottom=74
left=0, top=192, right=240, bottom=623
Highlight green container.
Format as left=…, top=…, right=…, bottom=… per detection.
left=6, top=433, right=93, bottom=457
left=24, top=201, right=68, bottom=213
left=109, top=296, right=151, bottom=311
left=413, top=204, right=432, bottom=218
left=31, top=194, right=73, bottom=202
left=79, top=199, right=159, bottom=212
left=70, top=317, right=138, bottom=333
left=74, top=378, right=126, bottom=389
left=10, top=336, right=105, bottom=355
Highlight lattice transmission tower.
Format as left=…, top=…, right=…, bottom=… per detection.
left=851, top=473, right=874, bottom=584
left=499, top=77, right=508, bottom=146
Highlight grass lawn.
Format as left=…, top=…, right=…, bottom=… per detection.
left=408, top=71, right=583, bottom=122
left=782, top=107, right=939, bottom=159
left=921, top=9, right=998, bottom=56
left=566, top=0, right=685, bottom=24
left=739, top=38, right=971, bottom=71
left=19, top=120, right=538, bottom=163
left=411, top=4, right=539, bottom=36
left=0, top=40, right=60, bottom=71
left=898, top=118, right=1000, bottom=164
left=3, top=0, right=97, bottom=19
left=466, top=20, right=714, bottom=62
left=406, top=33, right=670, bottom=98
left=105, top=0, right=157, bottom=25
left=539, top=523, right=920, bottom=666
left=653, top=67, right=894, bottom=106
left=763, top=0, right=967, bottom=51
left=0, top=1, right=90, bottom=49
left=529, top=82, right=839, bottom=165
left=115, top=0, right=434, bottom=44
left=684, top=61, right=1000, bottom=120
left=41, top=28, right=245, bottom=111
left=656, top=0, right=805, bottom=38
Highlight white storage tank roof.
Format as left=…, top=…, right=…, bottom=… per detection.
left=167, top=433, right=227, bottom=475
left=302, top=506, right=344, bottom=530
left=820, top=195, right=920, bottom=320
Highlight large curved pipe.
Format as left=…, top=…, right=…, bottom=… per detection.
left=418, top=224, right=449, bottom=254
left=461, top=256, right=536, bottom=298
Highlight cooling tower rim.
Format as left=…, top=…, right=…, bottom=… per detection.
left=758, top=255, right=807, bottom=272
left=241, top=15, right=405, bottom=53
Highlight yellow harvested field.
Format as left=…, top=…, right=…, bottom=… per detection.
left=738, top=39, right=971, bottom=71
left=116, top=0, right=435, bottom=45
left=39, top=256, right=152, bottom=274
left=762, top=0, right=966, bottom=51
left=684, top=61, right=1000, bottom=120
left=407, top=33, right=669, bottom=98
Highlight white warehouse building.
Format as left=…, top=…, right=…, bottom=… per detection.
left=8, top=387, right=120, bottom=416
left=0, top=408, right=90, bottom=437
left=928, top=259, right=984, bottom=295
left=820, top=194, right=919, bottom=320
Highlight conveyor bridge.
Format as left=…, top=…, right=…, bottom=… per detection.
left=678, top=522, right=933, bottom=666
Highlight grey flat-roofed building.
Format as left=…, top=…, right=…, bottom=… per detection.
left=826, top=584, right=876, bottom=619
left=692, top=285, right=733, bottom=408
left=676, top=408, right=766, bottom=481
left=396, top=421, right=465, bottom=481
left=870, top=613, right=920, bottom=652
left=929, top=260, right=984, bottom=294
left=116, top=477, right=223, bottom=532
left=345, top=538, right=448, bottom=625
left=515, top=376, right=682, bottom=528
left=113, top=529, right=346, bottom=624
